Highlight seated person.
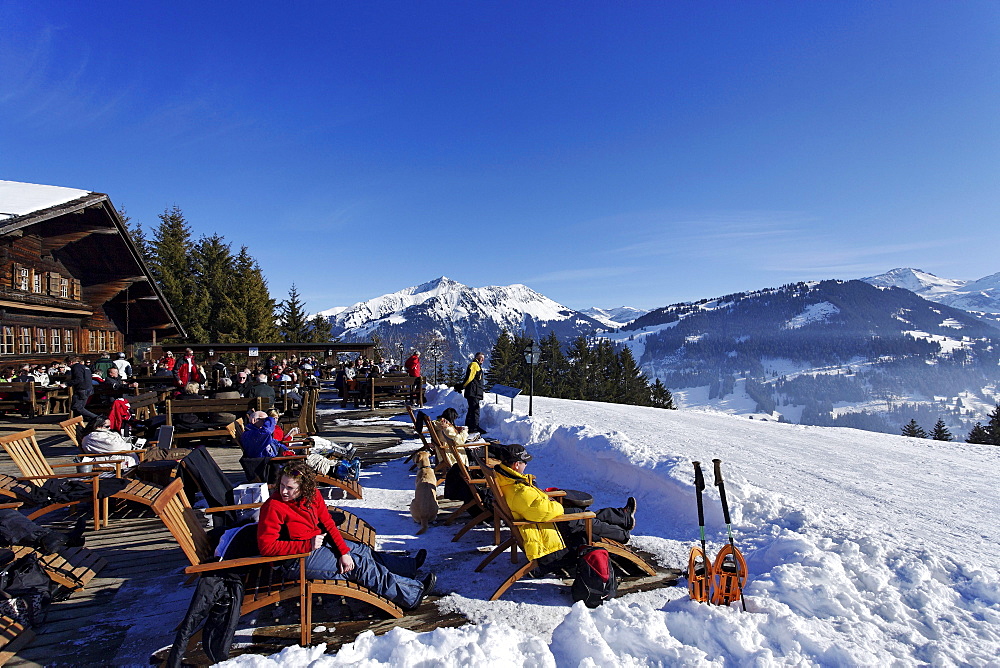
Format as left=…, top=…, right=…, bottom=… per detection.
left=81, top=415, right=142, bottom=468
left=210, top=377, right=242, bottom=423
left=173, top=383, right=228, bottom=432
left=241, top=411, right=349, bottom=478
left=493, top=444, right=636, bottom=574
left=257, top=462, right=434, bottom=610
left=434, top=408, right=473, bottom=448
left=268, top=409, right=300, bottom=443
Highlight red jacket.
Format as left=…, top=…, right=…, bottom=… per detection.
left=257, top=490, right=349, bottom=557
left=404, top=354, right=421, bottom=378
left=176, top=358, right=204, bottom=386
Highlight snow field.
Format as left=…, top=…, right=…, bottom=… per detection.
left=223, top=388, right=1000, bottom=666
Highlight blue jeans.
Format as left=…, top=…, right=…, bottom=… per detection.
left=304, top=542, right=423, bottom=609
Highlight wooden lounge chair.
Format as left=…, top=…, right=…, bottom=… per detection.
left=0, top=429, right=114, bottom=531
left=58, top=416, right=148, bottom=476
left=145, top=478, right=401, bottom=649
left=472, top=456, right=595, bottom=601
left=438, top=443, right=497, bottom=543
left=0, top=616, right=34, bottom=664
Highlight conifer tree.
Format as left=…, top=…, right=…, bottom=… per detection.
left=278, top=284, right=311, bottom=343
left=118, top=207, right=152, bottom=258
left=617, top=346, right=650, bottom=405
left=309, top=314, right=333, bottom=343
left=538, top=331, right=569, bottom=398
left=151, top=206, right=208, bottom=341
left=196, top=234, right=242, bottom=343
left=650, top=378, right=676, bottom=409
left=591, top=339, right=618, bottom=402
left=564, top=336, right=592, bottom=401
left=233, top=246, right=278, bottom=343
left=987, top=404, right=1000, bottom=445
left=966, top=422, right=991, bottom=444
left=489, top=330, right=518, bottom=387
left=901, top=419, right=927, bottom=438
left=930, top=418, right=953, bottom=442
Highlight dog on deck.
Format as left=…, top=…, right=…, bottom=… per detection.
left=409, top=450, right=439, bottom=535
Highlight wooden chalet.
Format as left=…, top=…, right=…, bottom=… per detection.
left=0, top=180, right=184, bottom=367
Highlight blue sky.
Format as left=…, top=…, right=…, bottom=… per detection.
left=2, top=1, right=998, bottom=312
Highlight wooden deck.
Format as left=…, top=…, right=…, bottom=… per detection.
left=0, top=387, right=421, bottom=666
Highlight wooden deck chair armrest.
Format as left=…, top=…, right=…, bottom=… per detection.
left=16, top=472, right=102, bottom=481
left=50, top=462, right=97, bottom=469
left=204, top=502, right=264, bottom=513
left=271, top=455, right=306, bottom=462
left=512, top=511, right=596, bottom=525
left=184, top=553, right=309, bottom=574
left=79, top=449, right=147, bottom=457
left=0, top=502, right=23, bottom=509
left=287, top=444, right=311, bottom=451
left=545, top=490, right=567, bottom=498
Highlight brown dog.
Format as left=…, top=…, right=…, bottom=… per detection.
left=409, top=451, right=439, bottom=535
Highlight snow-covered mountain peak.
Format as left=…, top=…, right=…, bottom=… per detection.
left=862, top=268, right=965, bottom=296
left=580, top=306, right=649, bottom=328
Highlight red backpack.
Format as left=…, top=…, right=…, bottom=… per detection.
left=571, top=545, right=619, bottom=607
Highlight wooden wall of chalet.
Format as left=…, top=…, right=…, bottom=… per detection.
left=1, top=232, right=123, bottom=365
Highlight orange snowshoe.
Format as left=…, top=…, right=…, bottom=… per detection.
left=688, top=546, right=713, bottom=602
left=710, top=543, right=748, bottom=606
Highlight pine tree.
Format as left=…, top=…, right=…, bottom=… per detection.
left=118, top=206, right=152, bottom=257
left=986, top=404, right=1000, bottom=446
left=489, top=330, right=518, bottom=387
left=901, top=419, right=927, bottom=438
left=232, top=247, right=278, bottom=343
left=930, top=418, right=953, bottom=442
left=151, top=206, right=208, bottom=341
left=196, top=234, right=242, bottom=343
left=538, top=331, right=569, bottom=398
left=278, top=284, right=311, bottom=343
left=591, top=339, right=618, bottom=403
left=966, top=422, right=991, bottom=444
left=650, top=379, right=676, bottom=409
left=564, top=336, right=592, bottom=401
left=309, top=314, right=333, bottom=343
left=616, top=346, right=650, bottom=405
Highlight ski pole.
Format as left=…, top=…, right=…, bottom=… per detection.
left=712, top=458, right=747, bottom=611
left=693, top=461, right=708, bottom=557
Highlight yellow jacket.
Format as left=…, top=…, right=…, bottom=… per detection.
left=494, top=463, right=565, bottom=561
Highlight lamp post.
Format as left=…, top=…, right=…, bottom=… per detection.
left=524, top=341, right=542, bottom=416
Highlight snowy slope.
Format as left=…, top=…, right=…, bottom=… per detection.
left=223, top=391, right=1000, bottom=667
left=580, top=306, right=648, bottom=328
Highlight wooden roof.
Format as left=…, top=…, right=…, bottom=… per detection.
left=0, top=187, right=185, bottom=340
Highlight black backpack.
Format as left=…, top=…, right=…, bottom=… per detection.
left=571, top=545, right=619, bottom=608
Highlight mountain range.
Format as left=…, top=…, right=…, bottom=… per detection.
left=862, top=267, right=1000, bottom=325
left=319, top=270, right=1000, bottom=435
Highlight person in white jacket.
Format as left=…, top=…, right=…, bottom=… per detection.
left=81, top=416, right=141, bottom=468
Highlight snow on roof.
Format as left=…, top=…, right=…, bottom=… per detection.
left=0, top=179, right=93, bottom=220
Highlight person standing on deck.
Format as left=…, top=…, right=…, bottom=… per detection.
left=460, top=352, right=486, bottom=436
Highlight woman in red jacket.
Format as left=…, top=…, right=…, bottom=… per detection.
left=256, top=462, right=435, bottom=610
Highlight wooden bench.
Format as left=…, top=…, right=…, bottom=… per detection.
left=124, top=391, right=161, bottom=422
left=0, top=381, right=41, bottom=417
left=363, top=376, right=423, bottom=408
left=165, top=397, right=269, bottom=444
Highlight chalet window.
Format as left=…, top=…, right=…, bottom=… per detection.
left=32, top=271, right=42, bottom=293
left=14, top=265, right=29, bottom=291
left=87, top=330, right=95, bottom=353
left=0, top=327, right=13, bottom=355
left=59, top=278, right=69, bottom=298
left=64, top=330, right=74, bottom=353
left=34, top=327, right=47, bottom=353
left=19, top=327, right=31, bottom=354
left=50, top=329, right=61, bottom=354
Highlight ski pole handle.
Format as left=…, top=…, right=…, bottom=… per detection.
left=693, top=461, right=706, bottom=528
left=712, top=458, right=732, bottom=525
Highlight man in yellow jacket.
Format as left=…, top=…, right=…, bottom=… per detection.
left=494, top=444, right=636, bottom=573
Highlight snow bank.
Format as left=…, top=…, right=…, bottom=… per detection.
left=221, top=389, right=1000, bottom=666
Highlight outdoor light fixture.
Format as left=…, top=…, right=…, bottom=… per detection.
left=524, top=341, right=541, bottom=416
